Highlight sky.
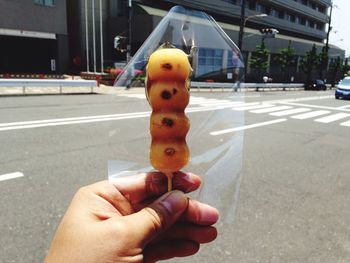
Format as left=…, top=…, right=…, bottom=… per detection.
left=328, top=0, right=350, bottom=57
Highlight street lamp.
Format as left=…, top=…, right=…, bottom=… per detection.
left=244, top=13, right=268, bottom=26
left=237, top=11, right=267, bottom=51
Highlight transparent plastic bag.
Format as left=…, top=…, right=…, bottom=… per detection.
left=108, top=5, right=246, bottom=262
left=114, top=5, right=244, bottom=87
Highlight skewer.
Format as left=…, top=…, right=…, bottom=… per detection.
left=166, top=172, right=173, bottom=192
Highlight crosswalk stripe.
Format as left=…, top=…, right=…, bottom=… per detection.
left=118, top=94, right=350, bottom=127
left=270, top=108, right=311, bottom=116
left=193, top=101, right=232, bottom=105
left=122, top=94, right=146, bottom=99
left=250, top=106, right=292, bottom=114
left=291, top=110, right=330, bottom=120
left=336, top=105, right=350, bottom=110
left=231, top=102, right=261, bottom=108
left=190, top=101, right=242, bottom=106
left=315, top=113, right=350, bottom=123
left=210, top=118, right=287, bottom=135
left=190, top=98, right=222, bottom=103
left=340, top=120, right=350, bottom=127
left=232, top=104, right=274, bottom=111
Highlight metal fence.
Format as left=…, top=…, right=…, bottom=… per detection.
left=190, top=81, right=304, bottom=92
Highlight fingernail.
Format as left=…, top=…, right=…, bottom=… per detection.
left=175, top=172, right=201, bottom=191
left=182, top=172, right=196, bottom=184
left=160, top=190, right=188, bottom=217
left=198, top=204, right=220, bottom=224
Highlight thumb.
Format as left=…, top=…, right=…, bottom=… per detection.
left=125, top=190, right=188, bottom=248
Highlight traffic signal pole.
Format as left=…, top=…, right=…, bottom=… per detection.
left=126, top=0, right=132, bottom=63
left=237, top=0, right=246, bottom=51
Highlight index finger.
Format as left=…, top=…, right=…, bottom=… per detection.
left=110, top=171, right=201, bottom=204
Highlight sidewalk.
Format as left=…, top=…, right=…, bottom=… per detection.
left=0, top=84, right=147, bottom=96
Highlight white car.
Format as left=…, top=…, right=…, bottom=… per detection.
left=335, top=77, right=350, bottom=100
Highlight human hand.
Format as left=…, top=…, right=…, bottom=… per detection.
left=44, top=172, right=219, bottom=263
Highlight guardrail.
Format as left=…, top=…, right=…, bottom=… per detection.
left=0, top=79, right=98, bottom=94
left=190, top=81, right=304, bottom=92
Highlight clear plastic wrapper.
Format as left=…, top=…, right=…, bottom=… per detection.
left=108, top=5, right=245, bottom=262
left=114, top=5, right=244, bottom=87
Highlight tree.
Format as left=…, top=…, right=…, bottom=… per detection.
left=328, top=56, right=341, bottom=87
left=275, top=40, right=296, bottom=83
left=249, top=40, right=269, bottom=83
left=342, top=58, right=350, bottom=77
left=299, top=44, right=318, bottom=85
left=316, top=46, right=328, bottom=80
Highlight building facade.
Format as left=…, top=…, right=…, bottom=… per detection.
left=88, top=0, right=343, bottom=82
left=0, top=0, right=69, bottom=74
left=1, top=0, right=344, bottom=81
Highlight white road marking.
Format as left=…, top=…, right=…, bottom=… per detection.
left=2, top=93, right=347, bottom=132
left=270, top=108, right=311, bottom=116
left=250, top=106, right=292, bottom=114
left=0, top=172, right=24, bottom=182
left=291, top=110, right=330, bottom=120
left=210, top=118, right=287, bottom=136
left=340, top=120, right=350, bottom=127
left=0, top=113, right=151, bottom=131
left=315, top=113, right=350, bottom=123
left=121, top=94, right=146, bottom=99
left=0, top=103, right=244, bottom=132
left=232, top=104, right=274, bottom=111
left=191, top=101, right=243, bottom=107
left=336, top=105, right=350, bottom=110
left=279, top=102, right=350, bottom=112
left=283, top=95, right=334, bottom=102
left=228, top=94, right=261, bottom=98
left=0, top=111, right=150, bottom=128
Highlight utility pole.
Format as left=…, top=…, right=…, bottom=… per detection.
left=126, top=0, right=132, bottom=63
left=84, top=0, right=90, bottom=72
left=92, top=0, right=97, bottom=73
left=325, top=3, right=333, bottom=53
left=99, top=0, right=104, bottom=73
left=237, top=0, right=246, bottom=51
left=324, top=3, right=335, bottom=77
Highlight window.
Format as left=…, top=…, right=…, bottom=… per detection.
left=286, top=13, right=296, bottom=23
left=278, top=11, right=285, bottom=19
left=316, top=23, right=324, bottom=30
left=270, top=8, right=280, bottom=18
left=197, top=48, right=224, bottom=76
left=256, top=4, right=266, bottom=14
left=33, top=0, right=55, bottom=7
left=318, top=5, right=325, bottom=14
left=249, top=0, right=257, bottom=10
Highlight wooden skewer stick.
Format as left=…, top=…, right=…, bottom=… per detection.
left=166, top=172, right=173, bottom=192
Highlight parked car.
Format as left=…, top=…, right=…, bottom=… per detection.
left=305, top=79, right=327, bottom=91
left=335, top=77, right=350, bottom=100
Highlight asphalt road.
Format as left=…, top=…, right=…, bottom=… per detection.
left=1, top=89, right=350, bottom=263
